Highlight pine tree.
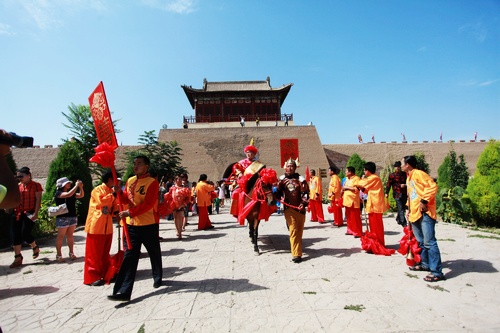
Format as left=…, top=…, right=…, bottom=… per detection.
left=346, top=153, right=366, bottom=177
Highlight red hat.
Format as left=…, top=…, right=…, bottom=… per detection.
left=244, top=145, right=258, bottom=154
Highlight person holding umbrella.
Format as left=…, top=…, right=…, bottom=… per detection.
left=83, top=170, right=117, bottom=286
left=401, top=155, right=445, bottom=282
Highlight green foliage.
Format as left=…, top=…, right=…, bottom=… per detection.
left=32, top=198, right=57, bottom=238
left=346, top=153, right=366, bottom=177
left=43, top=141, right=93, bottom=224
left=380, top=162, right=396, bottom=212
left=449, top=151, right=469, bottom=189
left=466, top=140, right=500, bottom=227
left=414, top=152, right=430, bottom=174
left=62, top=103, right=120, bottom=178
left=437, top=155, right=451, bottom=190
left=124, top=130, right=187, bottom=181
left=437, top=186, right=471, bottom=224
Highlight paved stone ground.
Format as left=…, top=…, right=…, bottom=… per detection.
left=1, top=204, right=499, bottom=332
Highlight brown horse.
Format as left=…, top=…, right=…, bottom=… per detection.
left=223, top=165, right=277, bottom=254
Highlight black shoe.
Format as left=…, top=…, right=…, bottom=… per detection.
left=153, top=280, right=162, bottom=288
left=292, top=256, right=302, bottom=263
left=90, top=279, right=105, bottom=286
left=107, top=293, right=131, bottom=302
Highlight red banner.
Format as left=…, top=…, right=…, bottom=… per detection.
left=88, top=81, right=118, bottom=149
left=280, top=138, right=299, bottom=167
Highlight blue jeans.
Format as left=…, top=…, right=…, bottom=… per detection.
left=412, top=213, right=444, bottom=277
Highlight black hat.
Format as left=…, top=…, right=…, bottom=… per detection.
left=393, top=161, right=402, bottom=167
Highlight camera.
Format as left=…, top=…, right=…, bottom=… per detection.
left=0, top=132, right=34, bottom=148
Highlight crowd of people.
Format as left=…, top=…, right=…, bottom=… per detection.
left=0, top=130, right=445, bottom=302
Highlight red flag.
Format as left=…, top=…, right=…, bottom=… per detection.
left=89, top=82, right=131, bottom=250
left=305, top=166, right=310, bottom=182
left=88, top=81, right=118, bottom=149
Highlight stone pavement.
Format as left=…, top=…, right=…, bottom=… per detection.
left=0, top=205, right=499, bottom=332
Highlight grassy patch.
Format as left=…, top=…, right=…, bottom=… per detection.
left=438, top=238, right=456, bottom=242
left=466, top=283, right=473, bottom=287
left=427, top=284, right=449, bottom=292
left=344, top=304, right=365, bottom=312
left=138, top=324, right=145, bottom=333
left=468, top=234, right=500, bottom=240
left=41, top=250, right=54, bottom=254
left=322, top=278, right=330, bottom=282
left=303, top=291, right=317, bottom=295
left=405, top=272, right=418, bottom=279
left=23, top=270, right=33, bottom=275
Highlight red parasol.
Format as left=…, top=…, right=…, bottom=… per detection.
left=360, top=205, right=395, bottom=256
left=305, top=166, right=311, bottom=182
left=397, top=223, right=421, bottom=266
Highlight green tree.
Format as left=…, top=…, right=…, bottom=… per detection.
left=437, top=155, right=451, bottom=190
left=465, top=140, right=500, bottom=227
left=451, top=153, right=469, bottom=189
left=414, top=152, right=430, bottom=174
left=44, top=141, right=93, bottom=224
left=346, top=153, right=366, bottom=177
left=62, top=103, right=120, bottom=177
left=123, top=130, right=187, bottom=182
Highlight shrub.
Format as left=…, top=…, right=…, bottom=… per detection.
left=466, top=140, right=500, bottom=227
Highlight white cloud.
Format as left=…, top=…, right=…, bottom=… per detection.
left=141, top=0, right=197, bottom=14
left=478, top=79, right=498, bottom=87
left=12, top=0, right=107, bottom=30
left=459, top=79, right=498, bottom=87
left=459, top=21, right=487, bottom=43
left=0, top=22, right=15, bottom=35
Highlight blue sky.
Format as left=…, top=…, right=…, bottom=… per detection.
left=1, top=0, right=499, bottom=146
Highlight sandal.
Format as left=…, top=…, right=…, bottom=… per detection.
left=69, top=253, right=77, bottom=260
left=409, top=264, right=430, bottom=272
left=9, top=254, right=23, bottom=268
left=32, top=245, right=40, bottom=259
left=56, top=255, right=65, bottom=263
left=423, top=274, right=446, bottom=282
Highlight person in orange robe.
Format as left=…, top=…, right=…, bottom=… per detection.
left=196, top=174, right=215, bottom=230
left=342, top=166, right=362, bottom=237
left=327, top=166, right=343, bottom=227
left=308, top=169, right=325, bottom=223
left=357, top=162, right=386, bottom=246
left=84, top=170, right=117, bottom=286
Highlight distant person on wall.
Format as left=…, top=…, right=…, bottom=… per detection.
left=84, top=170, right=117, bottom=286
left=327, top=166, right=343, bottom=227
left=54, top=176, right=85, bottom=262
left=285, top=116, right=289, bottom=126
left=108, top=155, right=162, bottom=302
left=385, top=161, right=407, bottom=227
left=357, top=162, right=387, bottom=246
left=195, top=174, right=215, bottom=230
left=255, top=117, right=260, bottom=127
left=274, top=158, right=309, bottom=263
left=308, top=169, right=325, bottom=223
left=240, top=116, right=245, bottom=127
left=10, top=167, right=43, bottom=268
left=358, top=134, right=363, bottom=143
left=183, top=120, right=188, bottom=129
left=342, top=166, right=362, bottom=238
left=402, top=155, right=445, bottom=282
